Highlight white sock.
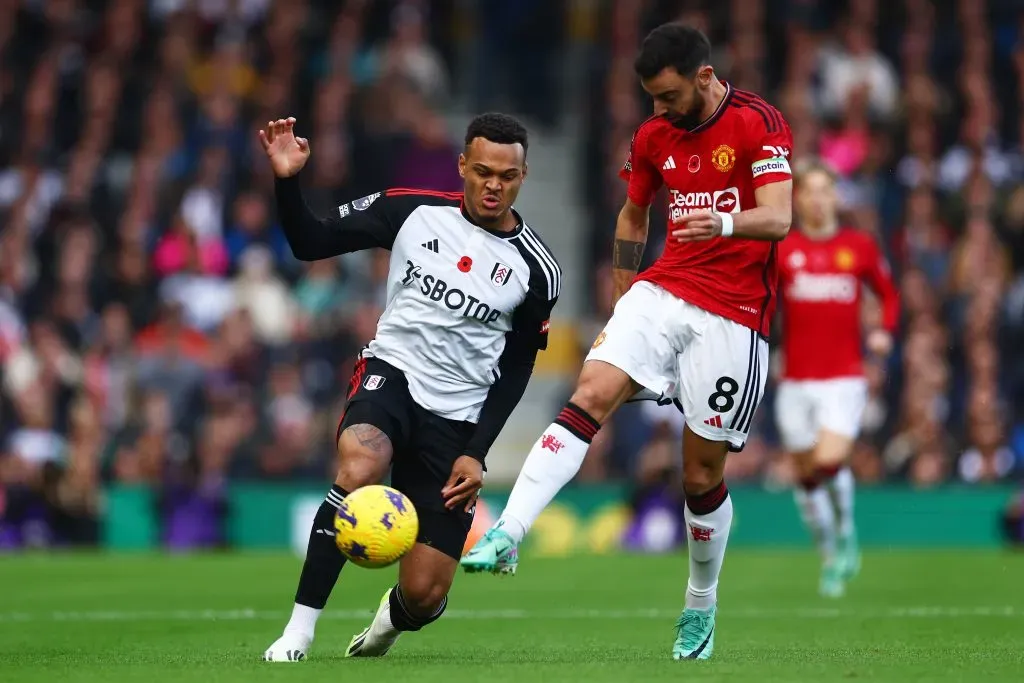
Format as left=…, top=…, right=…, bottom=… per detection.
left=498, top=406, right=599, bottom=543
left=368, top=594, right=397, bottom=639
left=283, top=604, right=320, bottom=641
left=684, top=487, right=733, bottom=611
left=794, top=486, right=836, bottom=563
left=824, top=467, right=855, bottom=538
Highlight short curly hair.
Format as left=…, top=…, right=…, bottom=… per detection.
left=634, top=23, right=711, bottom=80
left=464, top=113, right=528, bottom=157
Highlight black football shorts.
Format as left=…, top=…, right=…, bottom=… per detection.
left=337, top=356, right=476, bottom=560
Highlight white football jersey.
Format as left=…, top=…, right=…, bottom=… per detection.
left=336, top=188, right=561, bottom=422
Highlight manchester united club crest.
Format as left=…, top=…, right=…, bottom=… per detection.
left=835, top=248, right=855, bottom=271
left=490, top=262, right=513, bottom=287
left=711, top=144, right=736, bottom=172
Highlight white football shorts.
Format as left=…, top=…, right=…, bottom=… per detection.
left=587, top=281, right=769, bottom=451
left=774, top=377, right=869, bottom=452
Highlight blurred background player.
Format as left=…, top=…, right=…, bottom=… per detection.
left=462, top=23, right=793, bottom=660
left=259, top=115, right=559, bottom=661
left=775, top=159, right=899, bottom=597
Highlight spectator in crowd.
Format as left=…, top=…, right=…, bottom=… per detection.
left=0, top=0, right=465, bottom=549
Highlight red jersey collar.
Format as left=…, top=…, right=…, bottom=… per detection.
left=670, top=81, right=733, bottom=134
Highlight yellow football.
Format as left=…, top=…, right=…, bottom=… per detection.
left=334, top=485, right=419, bottom=568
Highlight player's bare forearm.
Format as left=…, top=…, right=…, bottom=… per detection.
left=672, top=180, right=792, bottom=242
left=612, top=238, right=644, bottom=301
left=731, top=205, right=792, bottom=241
left=611, top=199, right=650, bottom=305
left=736, top=180, right=793, bottom=241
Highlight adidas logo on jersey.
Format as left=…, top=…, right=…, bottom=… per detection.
left=662, top=156, right=677, bottom=170
left=703, top=415, right=723, bottom=428
left=421, top=238, right=439, bottom=253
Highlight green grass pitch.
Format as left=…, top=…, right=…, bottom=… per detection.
left=2, top=550, right=1023, bottom=682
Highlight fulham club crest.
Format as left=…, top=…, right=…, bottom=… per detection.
left=490, top=262, right=513, bottom=287
left=363, top=375, right=386, bottom=391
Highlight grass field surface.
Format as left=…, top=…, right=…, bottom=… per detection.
left=2, top=550, right=1023, bottom=682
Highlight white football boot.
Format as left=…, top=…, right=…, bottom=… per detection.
left=346, top=588, right=402, bottom=657
left=263, top=631, right=311, bottom=662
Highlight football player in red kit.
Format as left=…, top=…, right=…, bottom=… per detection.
left=463, top=23, right=793, bottom=660
left=775, top=159, right=899, bottom=597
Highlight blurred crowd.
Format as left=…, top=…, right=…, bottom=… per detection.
left=1, top=0, right=1022, bottom=549
left=0, top=0, right=496, bottom=548
left=579, top=0, right=1024, bottom=497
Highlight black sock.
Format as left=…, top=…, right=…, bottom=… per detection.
left=388, top=584, right=448, bottom=632
left=294, top=485, right=348, bottom=609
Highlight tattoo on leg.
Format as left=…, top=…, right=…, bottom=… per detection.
left=612, top=239, right=645, bottom=271
left=347, top=424, right=392, bottom=453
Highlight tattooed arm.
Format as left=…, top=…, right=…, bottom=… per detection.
left=611, top=198, right=651, bottom=308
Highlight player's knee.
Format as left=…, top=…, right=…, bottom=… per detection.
left=812, top=430, right=853, bottom=467
left=682, top=451, right=727, bottom=496
left=681, top=429, right=728, bottom=495
left=399, top=576, right=449, bottom=617
left=683, top=469, right=721, bottom=497
left=567, top=385, right=606, bottom=422
left=569, top=372, right=627, bottom=424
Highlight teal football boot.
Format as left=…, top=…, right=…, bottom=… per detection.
left=460, top=527, right=518, bottom=575
left=672, top=606, right=716, bottom=660
left=819, top=561, right=845, bottom=598
left=837, top=531, right=861, bottom=580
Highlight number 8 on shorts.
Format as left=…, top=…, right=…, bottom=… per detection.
left=679, top=323, right=769, bottom=451
left=708, top=376, right=740, bottom=414
left=587, top=282, right=770, bottom=452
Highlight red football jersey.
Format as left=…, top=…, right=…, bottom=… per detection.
left=777, top=227, right=900, bottom=380
left=620, top=84, right=794, bottom=336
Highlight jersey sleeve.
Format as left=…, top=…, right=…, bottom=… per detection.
left=746, top=106, right=795, bottom=190
left=860, top=235, right=900, bottom=332
left=274, top=177, right=429, bottom=260
left=618, top=122, right=664, bottom=207
left=463, top=249, right=561, bottom=462
left=510, top=285, right=558, bottom=351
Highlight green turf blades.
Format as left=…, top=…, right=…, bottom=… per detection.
left=2, top=551, right=1024, bottom=682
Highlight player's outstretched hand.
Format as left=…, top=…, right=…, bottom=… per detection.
left=442, top=456, right=483, bottom=513
left=671, top=210, right=723, bottom=242
left=258, top=117, right=310, bottom=178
